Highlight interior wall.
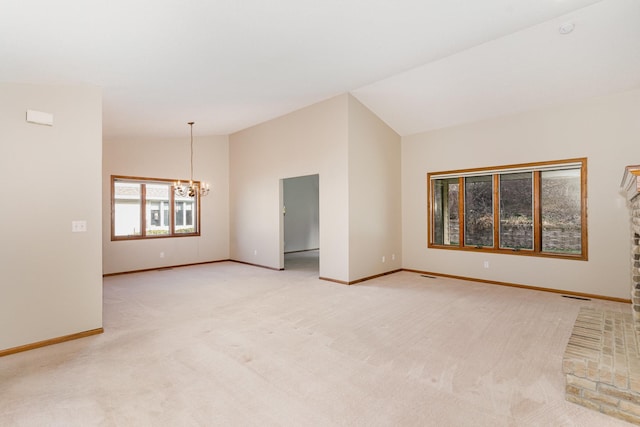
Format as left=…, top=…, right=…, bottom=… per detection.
left=402, top=88, right=640, bottom=299
left=102, top=135, right=229, bottom=275
left=348, top=96, right=402, bottom=281
left=0, top=83, right=103, bottom=351
left=230, top=94, right=349, bottom=281
left=283, top=174, right=319, bottom=253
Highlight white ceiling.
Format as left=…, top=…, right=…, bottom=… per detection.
left=1, top=0, right=638, bottom=139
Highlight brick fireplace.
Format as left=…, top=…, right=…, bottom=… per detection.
left=624, top=166, right=640, bottom=327
left=562, top=166, right=640, bottom=425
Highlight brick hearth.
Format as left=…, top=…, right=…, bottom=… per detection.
left=562, top=165, right=640, bottom=425
left=563, top=307, right=640, bottom=424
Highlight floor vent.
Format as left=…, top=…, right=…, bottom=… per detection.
left=420, top=275, right=437, bottom=279
left=561, top=295, right=591, bottom=301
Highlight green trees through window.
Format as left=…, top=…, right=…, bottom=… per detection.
left=428, top=158, right=587, bottom=260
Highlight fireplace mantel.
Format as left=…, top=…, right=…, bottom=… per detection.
left=621, top=165, right=640, bottom=201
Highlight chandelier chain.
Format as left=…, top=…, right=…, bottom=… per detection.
left=173, top=121, right=209, bottom=197
left=189, top=121, right=194, bottom=183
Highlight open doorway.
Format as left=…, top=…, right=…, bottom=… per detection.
left=281, top=174, right=319, bottom=274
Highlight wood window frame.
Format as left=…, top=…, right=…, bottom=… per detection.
left=111, top=175, right=202, bottom=241
left=427, top=158, right=588, bottom=261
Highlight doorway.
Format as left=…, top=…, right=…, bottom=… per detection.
left=280, top=174, right=319, bottom=273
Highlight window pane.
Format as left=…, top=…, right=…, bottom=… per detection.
left=432, top=178, right=459, bottom=245
left=541, top=169, right=581, bottom=254
left=499, top=172, right=533, bottom=250
left=185, top=203, right=193, bottom=226
left=114, top=182, right=141, bottom=236
left=175, top=196, right=197, bottom=234
left=465, top=175, right=493, bottom=247
left=145, top=184, right=170, bottom=236
left=163, top=203, right=169, bottom=227
left=176, top=202, right=183, bottom=225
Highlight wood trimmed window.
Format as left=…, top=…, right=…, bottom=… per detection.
left=428, top=158, right=587, bottom=260
left=111, top=175, right=201, bottom=240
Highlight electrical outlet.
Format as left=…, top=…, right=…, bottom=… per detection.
left=391, top=254, right=395, bottom=261
left=483, top=261, right=489, bottom=269
left=71, top=220, right=87, bottom=232
left=160, top=252, right=165, bottom=258
left=382, top=256, right=386, bottom=263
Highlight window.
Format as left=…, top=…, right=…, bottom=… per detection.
left=465, top=175, right=494, bottom=247
left=428, top=158, right=587, bottom=260
left=111, top=176, right=200, bottom=240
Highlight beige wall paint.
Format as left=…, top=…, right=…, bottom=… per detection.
left=348, top=96, right=402, bottom=281
left=402, top=88, right=640, bottom=299
left=0, top=83, right=103, bottom=351
left=229, top=94, right=402, bottom=282
left=230, top=95, right=350, bottom=281
left=102, top=135, right=229, bottom=274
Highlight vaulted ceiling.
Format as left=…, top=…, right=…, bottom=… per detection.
left=1, top=0, right=638, bottom=139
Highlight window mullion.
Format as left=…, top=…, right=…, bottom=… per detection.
left=141, top=184, right=147, bottom=237
left=533, top=171, right=541, bottom=253
left=429, top=177, right=436, bottom=246
left=170, top=186, right=175, bottom=236
left=196, top=192, right=201, bottom=235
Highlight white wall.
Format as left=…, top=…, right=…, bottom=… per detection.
left=230, top=94, right=350, bottom=281
left=102, top=135, right=229, bottom=274
left=348, top=96, right=402, bottom=281
left=283, top=174, right=319, bottom=253
left=229, top=94, right=402, bottom=282
left=0, top=83, right=103, bottom=351
left=402, top=88, right=640, bottom=299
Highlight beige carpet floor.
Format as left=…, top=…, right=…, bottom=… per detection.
left=0, top=252, right=633, bottom=426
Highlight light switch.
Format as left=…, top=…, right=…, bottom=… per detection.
left=72, top=220, right=87, bottom=232
left=26, top=109, right=54, bottom=126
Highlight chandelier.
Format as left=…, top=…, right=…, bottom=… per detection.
left=174, top=121, right=210, bottom=197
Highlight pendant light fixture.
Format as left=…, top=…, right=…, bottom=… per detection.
left=174, top=121, right=210, bottom=197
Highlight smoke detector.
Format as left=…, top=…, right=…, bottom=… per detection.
left=558, top=21, right=575, bottom=35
